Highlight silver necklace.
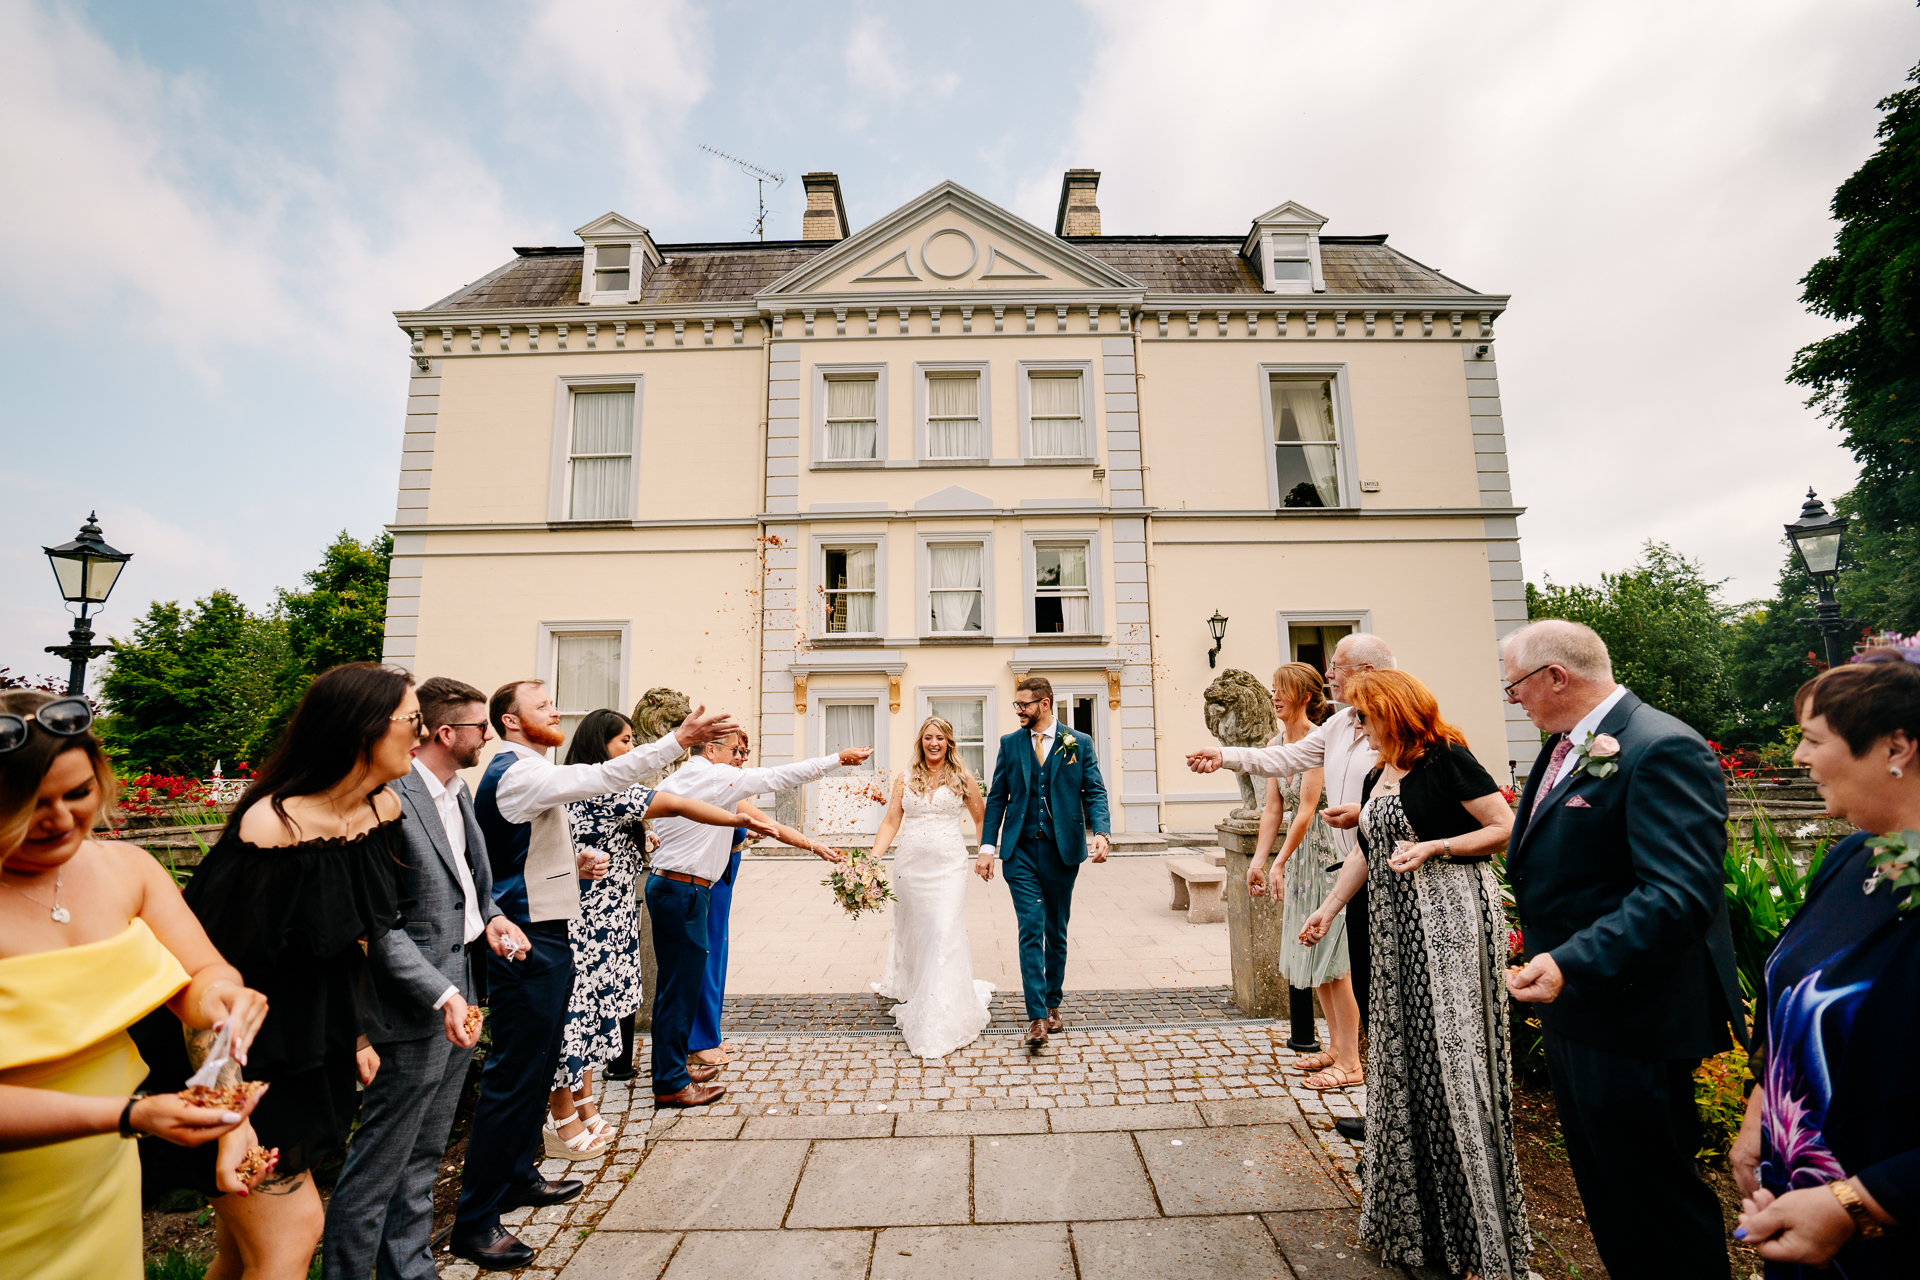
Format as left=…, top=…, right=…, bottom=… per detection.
left=1, top=872, right=70, bottom=924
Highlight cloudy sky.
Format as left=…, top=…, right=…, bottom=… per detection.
left=2, top=0, right=1913, bottom=681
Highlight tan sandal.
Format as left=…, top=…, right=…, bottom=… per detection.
left=542, top=1115, right=609, bottom=1160
left=1302, top=1066, right=1364, bottom=1091
left=1288, top=1052, right=1336, bottom=1073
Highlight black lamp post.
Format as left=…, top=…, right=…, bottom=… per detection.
left=1784, top=489, right=1862, bottom=671
left=43, top=512, right=132, bottom=697
left=1207, top=611, right=1229, bottom=669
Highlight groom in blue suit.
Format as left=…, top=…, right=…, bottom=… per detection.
left=978, top=676, right=1111, bottom=1048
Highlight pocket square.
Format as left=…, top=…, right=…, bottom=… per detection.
left=1563, top=795, right=1592, bottom=809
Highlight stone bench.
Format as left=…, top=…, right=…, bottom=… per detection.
left=1165, top=857, right=1228, bottom=924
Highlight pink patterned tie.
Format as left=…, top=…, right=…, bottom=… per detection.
left=1531, top=736, right=1575, bottom=819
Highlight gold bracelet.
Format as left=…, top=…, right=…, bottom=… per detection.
left=1829, top=1180, right=1887, bottom=1240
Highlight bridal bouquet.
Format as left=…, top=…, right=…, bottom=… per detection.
left=823, top=846, right=895, bottom=920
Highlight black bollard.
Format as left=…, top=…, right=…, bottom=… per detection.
left=1285, top=985, right=1322, bottom=1053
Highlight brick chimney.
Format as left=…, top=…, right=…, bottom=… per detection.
left=801, top=172, right=849, bottom=241
left=1054, top=169, right=1101, bottom=237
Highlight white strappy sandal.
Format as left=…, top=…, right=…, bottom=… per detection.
left=542, top=1114, right=610, bottom=1160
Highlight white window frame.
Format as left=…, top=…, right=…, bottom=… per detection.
left=1049, top=680, right=1115, bottom=800
left=548, top=374, right=643, bottom=523
left=809, top=533, right=888, bottom=639
left=805, top=686, right=889, bottom=836
left=1257, top=362, right=1359, bottom=511
left=1020, top=529, right=1103, bottom=639
left=915, top=531, right=995, bottom=638
left=914, top=361, right=992, bottom=464
left=1017, top=360, right=1096, bottom=463
left=536, top=619, right=632, bottom=759
left=812, top=362, right=889, bottom=467
left=585, top=242, right=637, bottom=303
left=916, top=684, right=1000, bottom=787
left=1273, top=609, right=1373, bottom=696
left=1263, top=231, right=1317, bottom=295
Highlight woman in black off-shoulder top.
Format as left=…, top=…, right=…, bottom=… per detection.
left=136, top=663, right=423, bottom=1280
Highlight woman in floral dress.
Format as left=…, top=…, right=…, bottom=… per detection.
left=1246, top=662, right=1359, bottom=1089
left=544, top=710, right=750, bottom=1158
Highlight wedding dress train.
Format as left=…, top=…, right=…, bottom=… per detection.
left=871, top=783, right=994, bottom=1057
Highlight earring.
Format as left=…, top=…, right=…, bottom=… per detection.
left=1894, top=766, right=1906, bottom=779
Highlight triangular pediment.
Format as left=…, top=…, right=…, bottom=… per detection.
left=575, top=211, right=652, bottom=239
left=914, top=484, right=993, bottom=510
left=1248, top=200, right=1328, bottom=228
left=761, top=181, right=1141, bottom=297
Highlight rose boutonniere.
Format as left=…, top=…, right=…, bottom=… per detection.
left=1568, top=731, right=1620, bottom=780
left=1863, top=830, right=1920, bottom=911
left=1056, top=731, right=1079, bottom=765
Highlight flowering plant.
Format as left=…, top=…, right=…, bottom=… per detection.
left=823, top=846, right=895, bottom=920
left=119, top=774, right=216, bottom=819
left=1567, top=731, right=1620, bottom=780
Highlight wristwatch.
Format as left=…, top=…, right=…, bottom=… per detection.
left=1829, top=1180, right=1887, bottom=1239
left=119, top=1093, right=146, bottom=1140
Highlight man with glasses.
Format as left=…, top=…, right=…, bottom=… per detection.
left=1185, top=632, right=1394, bottom=1144
left=326, top=677, right=531, bottom=1280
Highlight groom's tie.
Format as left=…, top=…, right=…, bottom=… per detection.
left=1032, top=731, right=1045, bottom=766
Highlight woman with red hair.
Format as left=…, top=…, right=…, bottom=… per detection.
left=1299, top=669, right=1526, bottom=1279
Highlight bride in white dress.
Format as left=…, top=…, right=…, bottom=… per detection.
left=870, top=716, right=995, bottom=1057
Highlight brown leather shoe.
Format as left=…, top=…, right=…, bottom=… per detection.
left=1026, top=1018, right=1049, bottom=1048
left=687, top=1063, right=721, bottom=1083
left=1047, top=1008, right=1064, bottom=1034
left=655, top=1081, right=726, bottom=1109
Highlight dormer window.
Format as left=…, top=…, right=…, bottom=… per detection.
left=575, top=212, right=660, bottom=305
left=594, top=244, right=631, bottom=293
left=1268, top=235, right=1311, bottom=286
left=1244, top=200, right=1328, bottom=295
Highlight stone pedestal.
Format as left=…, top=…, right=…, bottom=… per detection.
left=1218, top=814, right=1289, bottom=1018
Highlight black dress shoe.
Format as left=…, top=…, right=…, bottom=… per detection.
left=1334, top=1116, right=1366, bottom=1142
left=604, top=1060, right=638, bottom=1081
left=448, top=1224, right=535, bottom=1272
left=497, top=1177, right=583, bottom=1212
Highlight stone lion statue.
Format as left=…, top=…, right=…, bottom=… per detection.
left=632, top=687, right=692, bottom=783
left=1204, top=669, right=1279, bottom=816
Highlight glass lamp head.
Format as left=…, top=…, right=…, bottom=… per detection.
left=1208, top=610, right=1229, bottom=643
left=43, top=512, right=131, bottom=605
left=1785, top=489, right=1846, bottom=582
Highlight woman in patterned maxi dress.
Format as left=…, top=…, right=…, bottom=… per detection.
left=1299, top=670, right=1528, bottom=1279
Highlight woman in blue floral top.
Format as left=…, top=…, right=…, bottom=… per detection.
left=1732, top=657, right=1917, bottom=1272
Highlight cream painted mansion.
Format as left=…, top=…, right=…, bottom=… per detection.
left=382, top=170, right=1536, bottom=835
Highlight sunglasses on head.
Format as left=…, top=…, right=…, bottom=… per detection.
left=0, top=698, right=94, bottom=754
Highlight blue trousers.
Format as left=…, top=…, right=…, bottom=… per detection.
left=454, top=921, right=571, bottom=1235
left=645, top=873, right=710, bottom=1095
left=1002, top=836, right=1078, bottom=1020
left=690, top=848, right=741, bottom=1053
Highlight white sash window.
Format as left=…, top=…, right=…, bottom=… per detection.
left=825, top=376, right=879, bottom=461
left=568, top=389, right=635, bottom=520
left=928, top=543, right=984, bottom=633
left=926, top=373, right=982, bottom=459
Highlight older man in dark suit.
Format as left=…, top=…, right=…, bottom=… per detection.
left=322, top=677, right=530, bottom=1280
left=1503, top=620, right=1745, bottom=1279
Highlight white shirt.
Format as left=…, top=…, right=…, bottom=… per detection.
left=651, top=752, right=844, bottom=883
left=1220, top=706, right=1377, bottom=857
left=1548, top=685, right=1629, bottom=791
left=980, top=719, right=1060, bottom=860
left=491, top=731, right=689, bottom=824
left=414, top=758, right=485, bottom=943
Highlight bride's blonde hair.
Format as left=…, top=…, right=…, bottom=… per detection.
left=907, top=715, right=979, bottom=799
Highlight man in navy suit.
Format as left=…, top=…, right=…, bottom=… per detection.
left=1503, top=619, right=1744, bottom=1279
left=978, top=676, right=1111, bottom=1048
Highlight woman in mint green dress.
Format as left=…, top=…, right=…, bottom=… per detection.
left=1246, top=662, right=1360, bottom=1090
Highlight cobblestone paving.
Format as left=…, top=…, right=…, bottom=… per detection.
left=436, top=1018, right=1375, bottom=1278
left=720, top=985, right=1251, bottom=1034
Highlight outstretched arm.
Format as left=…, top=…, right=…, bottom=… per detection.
left=736, top=799, right=845, bottom=864
left=1187, top=720, right=1330, bottom=778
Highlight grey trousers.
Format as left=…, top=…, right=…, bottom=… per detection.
left=322, top=1030, right=472, bottom=1280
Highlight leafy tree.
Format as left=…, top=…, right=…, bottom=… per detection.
left=244, top=531, right=393, bottom=762
left=1526, top=542, right=1733, bottom=739
left=1789, top=59, right=1920, bottom=631
left=97, top=592, right=288, bottom=775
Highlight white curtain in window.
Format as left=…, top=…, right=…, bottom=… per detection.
left=837, top=546, right=876, bottom=632
left=926, top=374, right=980, bottom=458
left=929, top=544, right=983, bottom=631
left=825, top=378, right=878, bottom=459
left=1272, top=380, right=1340, bottom=506
left=570, top=390, right=635, bottom=519
left=1036, top=545, right=1090, bottom=632
left=555, top=632, right=621, bottom=752
left=1029, top=374, right=1084, bottom=457
left=930, top=697, right=986, bottom=777
left=824, top=704, right=876, bottom=770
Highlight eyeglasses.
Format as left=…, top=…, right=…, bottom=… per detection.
left=439, top=720, right=489, bottom=734
left=1012, top=699, right=1045, bottom=712
left=1352, top=710, right=1368, bottom=725
left=1503, top=664, right=1555, bottom=702
left=730, top=744, right=750, bottom=758
left=390, top=710, right=425, bottom=729
left=0, top=698, right=93, bottom=753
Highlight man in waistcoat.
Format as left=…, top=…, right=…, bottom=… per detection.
left=450, top=679, right=753, bottom=1270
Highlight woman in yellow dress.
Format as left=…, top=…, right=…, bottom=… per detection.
left=0, top=691, right=270, bottom=1280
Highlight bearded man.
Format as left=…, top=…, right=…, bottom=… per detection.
left=451, top=679, right=757, bottom=1270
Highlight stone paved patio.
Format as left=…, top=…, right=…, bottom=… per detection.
left=435, top=1020, right=1394, bottom=1279
left=720, top=986, right=1250, bottom=1034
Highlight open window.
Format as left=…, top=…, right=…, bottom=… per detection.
left=1261, top=366, right=1355, bottom=509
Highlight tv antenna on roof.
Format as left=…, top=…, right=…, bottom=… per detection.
left=700, top=145, right=785, bottom=240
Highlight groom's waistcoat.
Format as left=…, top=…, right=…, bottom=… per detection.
left=1019, top=747, right=1057, bottom=852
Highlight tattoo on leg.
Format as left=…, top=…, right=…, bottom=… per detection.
left=251, top=1170, right=308, bottom=1196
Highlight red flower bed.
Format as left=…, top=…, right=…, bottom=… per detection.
left=119, top=774, right=215, bottom=819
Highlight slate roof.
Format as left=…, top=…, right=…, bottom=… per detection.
left=420, top=233, right=1474, bottom=311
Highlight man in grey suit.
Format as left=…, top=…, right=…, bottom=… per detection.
left=323, top=677, right=531, bottom=1280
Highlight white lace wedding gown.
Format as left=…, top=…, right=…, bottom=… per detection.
left=870, top=783, right=994, bottom=1057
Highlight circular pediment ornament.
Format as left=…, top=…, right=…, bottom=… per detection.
left=919, top=228, right=979, bottom=280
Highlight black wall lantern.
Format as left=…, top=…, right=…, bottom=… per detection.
left=1207, top=610, right=1229, bottom=669
left=43, top=512, right=132, bottom=697
left=1784, top=489, right=1861, bottom=671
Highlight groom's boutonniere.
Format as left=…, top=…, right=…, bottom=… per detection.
left=1056, top=731, right=1079, bottom=764
left=1567, top=732, right=1620, bottom=780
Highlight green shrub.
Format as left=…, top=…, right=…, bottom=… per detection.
left=145, top=1251, right=210, bottom=1280
left=1694, top=1044, right=1754, bottom=1160
left=1724, top=802, right=1829, bottom=1003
